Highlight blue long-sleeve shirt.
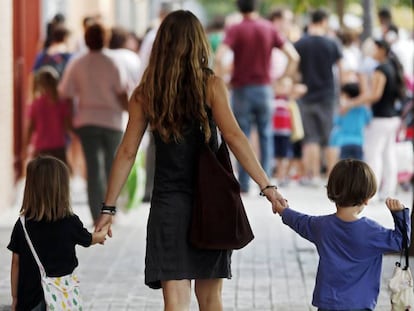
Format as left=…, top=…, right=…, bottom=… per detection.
left=281, top=207, right=410, bottom=310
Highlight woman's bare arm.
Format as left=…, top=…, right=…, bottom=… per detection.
left=207, top=75, right=286, bottom=210
left=95, top=94, right=148, bottom=234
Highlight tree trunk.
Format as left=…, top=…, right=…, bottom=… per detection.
left=361, top=0, right=374, bottom=41
left=337, top=0, right=345, bottom=28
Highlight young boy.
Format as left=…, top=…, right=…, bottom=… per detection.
left=273, top=159, right=410, bottom=310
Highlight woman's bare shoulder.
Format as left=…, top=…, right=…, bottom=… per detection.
left=206, top=74, right=227, bottom=104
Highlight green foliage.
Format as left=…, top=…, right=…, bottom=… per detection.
left=197, top=0, right=235, bottom=20
left=197, top=0, right=413, bottom=22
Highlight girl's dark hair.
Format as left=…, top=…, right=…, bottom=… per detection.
left=327, top=159, right=377, bottom=207
left=21, top=156, right=72, bottom=221
left=341, top=83, right=360, bottom=98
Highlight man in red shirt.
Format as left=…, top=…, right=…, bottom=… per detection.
left=215, top=0, right=298, bottom=193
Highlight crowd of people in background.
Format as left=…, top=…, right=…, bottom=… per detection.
left=209, top=3, right=413, bottom=200
left=24, top=2, right=413, bottom=223
left=13, top=1, right=413, bottom=310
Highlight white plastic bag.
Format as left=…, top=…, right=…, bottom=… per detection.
left=389, top=264, right=414, bottom=310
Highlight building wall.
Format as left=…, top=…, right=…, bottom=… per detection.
left=66, top=0, right=116, bottom=48
left=0, top=0, right=16, bottom=211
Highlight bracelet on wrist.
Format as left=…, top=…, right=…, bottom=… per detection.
left=101, top=203, right=116, bottom=215
left=259, top=185, right=277, bottom=196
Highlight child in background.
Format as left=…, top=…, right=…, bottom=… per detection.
left=272, top=93, right=292, bottom=186
left=23, top=66, right=72, bottom=164
left=336, top=83, right=372, bottom=160
left=272, top=77, right=307, bottom=186
left=273, top=159, right=410, bottom=310
left=7, top=156, right=109, bottom=311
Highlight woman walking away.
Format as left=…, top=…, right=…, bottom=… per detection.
left=342, top=39, right=406, bottom=200
left=95, top=10, right=286, bottom=311
left=8, top=156, right=108, bottom=311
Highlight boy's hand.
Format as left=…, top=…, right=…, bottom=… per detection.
left=385, top=198, right=405, bottom=212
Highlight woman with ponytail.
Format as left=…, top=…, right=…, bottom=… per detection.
left=342, top=39, right=405, bottom=201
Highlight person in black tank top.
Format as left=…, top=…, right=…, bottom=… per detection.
left=95, top=9, right=287, bottom=311
left=342, top=39, right=405, bottom=201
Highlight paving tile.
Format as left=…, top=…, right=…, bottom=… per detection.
left=0, top=178, right=411, bottom=310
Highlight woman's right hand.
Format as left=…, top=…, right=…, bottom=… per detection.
left=95, top=214, right=113, bottom=238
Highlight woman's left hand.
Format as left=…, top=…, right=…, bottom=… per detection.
left=264, top=188, right=288, bottom=214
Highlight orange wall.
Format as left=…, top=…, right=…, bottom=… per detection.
left=13, top=0, right=41, bottom=178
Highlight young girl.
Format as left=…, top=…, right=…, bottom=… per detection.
left=273, top=159, right=410, bottom=311
left=23, top=66, right=72, bottom=164
left=7, top=156, right=109, bottom=311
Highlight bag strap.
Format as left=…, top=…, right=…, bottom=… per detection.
left=19, top=216, right=47, bottom=277
left=401, top=209, right=410, bottom=269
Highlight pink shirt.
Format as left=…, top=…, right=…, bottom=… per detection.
left=29, top=95, right=70, bottom=151
left=58, top=49, right=127, bottom=131
left=224, top=17, right=285, bottom=88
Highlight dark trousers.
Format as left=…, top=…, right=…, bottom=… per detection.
left=76, top=126, right=122, bottom=221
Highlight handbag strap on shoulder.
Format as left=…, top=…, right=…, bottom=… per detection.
left=19, top=216, right=47, bottom=277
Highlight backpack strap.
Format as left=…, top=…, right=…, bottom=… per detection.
left=19, top=216, right=47, bottom=278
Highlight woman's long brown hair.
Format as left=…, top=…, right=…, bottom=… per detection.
left=135, top=10, right=212, bottom=143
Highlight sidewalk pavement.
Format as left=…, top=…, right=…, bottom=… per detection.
left=0, top=177, right=412, bottom=311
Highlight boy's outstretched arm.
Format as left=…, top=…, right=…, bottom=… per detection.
left=386, top=198, right=411, bottom=245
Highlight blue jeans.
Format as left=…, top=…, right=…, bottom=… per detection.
left=232, top=85, right=273, bottom=192
left=76, top=126, right=123, bottom=221
left=340, top=144, right=363, bottom=160
left=318, top=309, right=371, bottom=311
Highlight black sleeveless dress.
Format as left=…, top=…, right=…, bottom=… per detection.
left=145, top=117, right=232, bottom=289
